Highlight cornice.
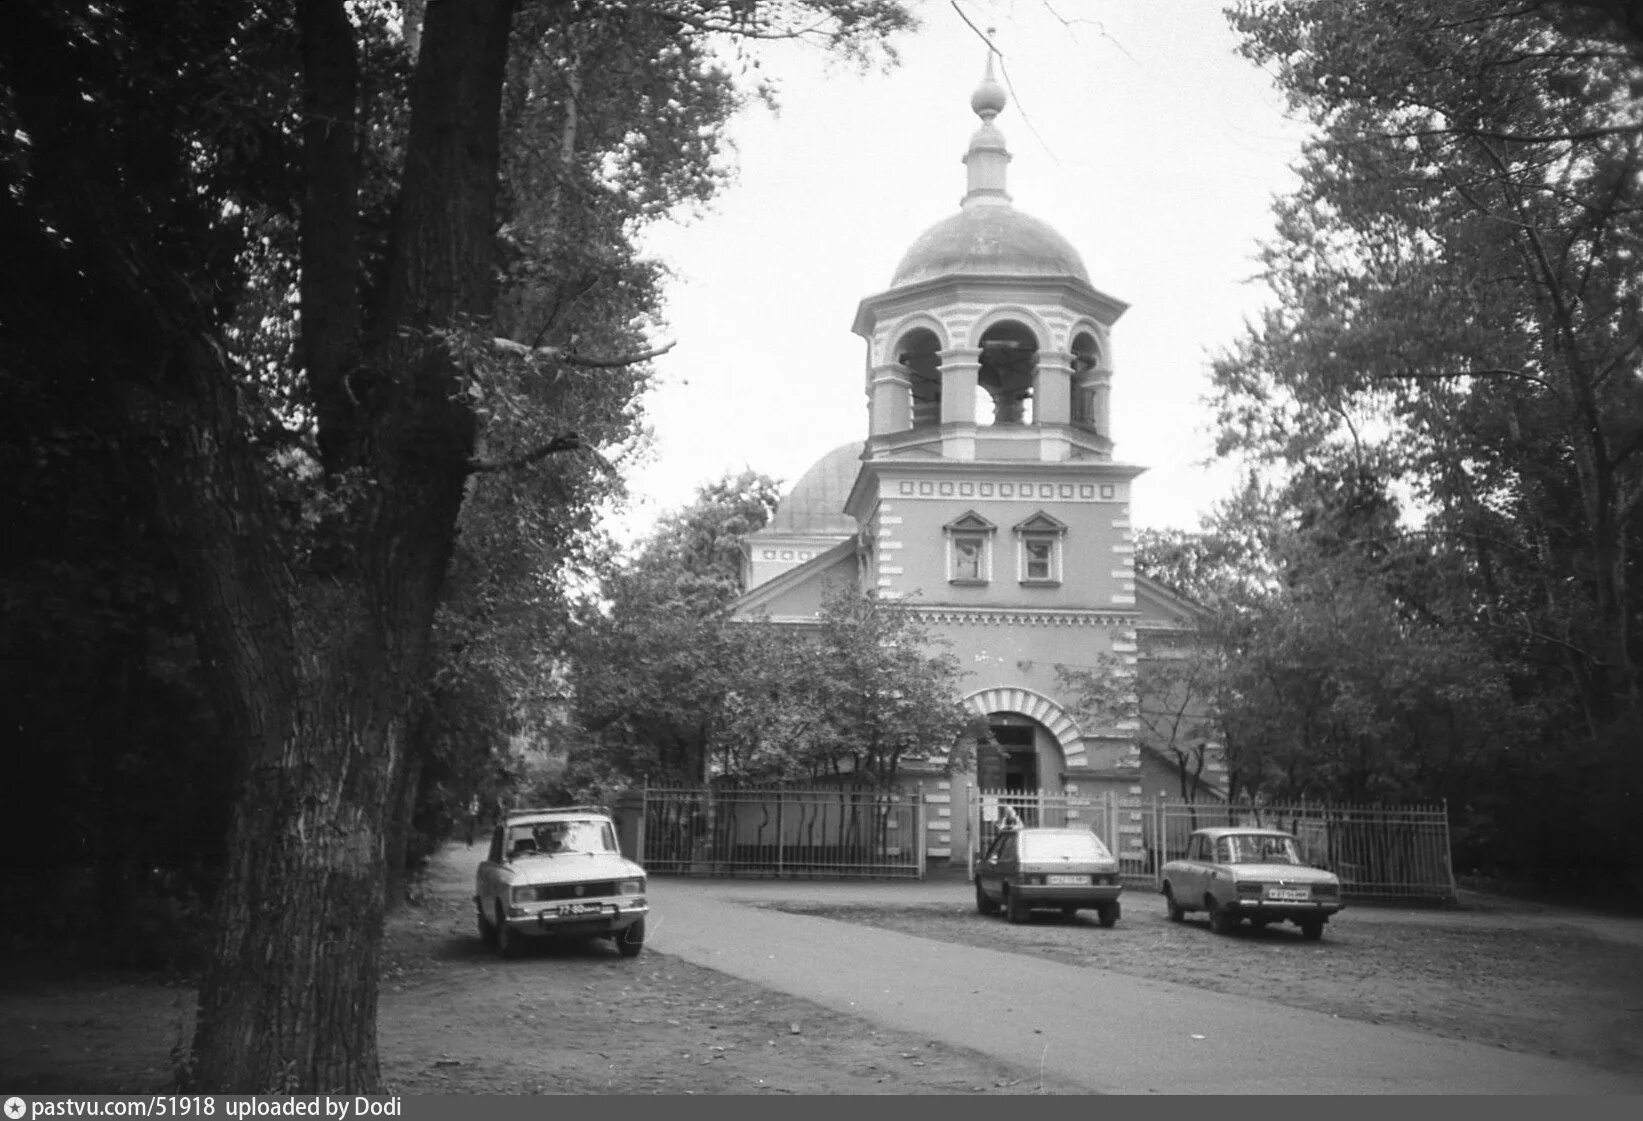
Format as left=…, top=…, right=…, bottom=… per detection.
left=903, top=605, right=1139, bottom=627
left=853, top=275, right=1129, bottom=337
left=865, top=453, right=1146, bottom=482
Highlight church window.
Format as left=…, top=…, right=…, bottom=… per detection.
left=1013, top=511, right=1067, bottom=586
left=1023, top=538, right=1054, bottom=580
left=944, top=510, right=996, bottom=585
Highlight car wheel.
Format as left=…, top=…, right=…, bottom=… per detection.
left=975, top=880, right=999, bottom=916
left=1299, top=919, right=1324, bottom=941
left=1164, top=885, right=1184, bottom=923
left=477, top=904, right=498, bottom=949
left=495, top=904, right=521, bottom=959
left=617, top=917, right=646, bottom=958
left=1207, top=896, right=1236, bottom=935
left=1097, top=901, right=1120, bottom=928
left=1004, top=886, right=1031, bottom=925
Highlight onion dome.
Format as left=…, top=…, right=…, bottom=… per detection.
left=888, top=48, right=1089, bottom=289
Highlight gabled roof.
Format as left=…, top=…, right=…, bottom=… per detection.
left=1135, top=572, right=1209, bottom=631
left=1137, top=743, right=1228, bottom=802
left=731, top=538, right=856, bottom=621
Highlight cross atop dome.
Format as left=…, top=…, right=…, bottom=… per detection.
left=963, top=39, right=1011, bottom=207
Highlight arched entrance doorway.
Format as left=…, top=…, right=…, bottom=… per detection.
left=989, top=721, right=1039, bottom=793
left=975, top=712, right=1066, bottom=825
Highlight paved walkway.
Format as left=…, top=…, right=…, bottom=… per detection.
left=645, top=876, right=1643, bottom=1095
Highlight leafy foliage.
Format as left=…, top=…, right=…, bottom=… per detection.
left=1, top=0, right=917, bottom=1090
left=564, top=476, right=981, bottom=795
left=1208, top=0, right=1642, bottom=882
left=781, top=582, right=985, bottom=788
left=560, top=470, right=782, bottom=793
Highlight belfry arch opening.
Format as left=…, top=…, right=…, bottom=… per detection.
left=978, top=320, right=1038, bottom=425
left=896, top=327, right=943, bottom=429
left=1071, top=330, right=1101, bottom=430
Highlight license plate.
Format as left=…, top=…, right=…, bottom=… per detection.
left=1266, top=887, right=1310, bottom=901
left=555, top=902, right=607, bottom=917
left=1047, top=874, right=1091, bottom=885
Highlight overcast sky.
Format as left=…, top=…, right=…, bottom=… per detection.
left=615, top=0, right=1312, bottom=542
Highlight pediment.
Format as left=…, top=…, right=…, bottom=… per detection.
left=944, top=510, right=996, bottom=534
left=1013, top=510, right=1067, bottom=536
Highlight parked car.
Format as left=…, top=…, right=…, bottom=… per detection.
left=474, top=806, right=649, bottom=959
left=1160, top=827, right=1342, bottom=939
left=974, top=826, right=1123, bottom=926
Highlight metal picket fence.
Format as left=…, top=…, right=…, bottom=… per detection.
left=634, top=783, right=926, bottom=879
left=1145, top=798, right=1457, bottom=902
left=967, top=790, right=1457, bottom=903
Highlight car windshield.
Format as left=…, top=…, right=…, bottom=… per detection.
left=1019, top=831, right=1113, bottom=862
left=506, top=820, right=616, bottom=858
left=1226, top=834, right=1302, bottom=865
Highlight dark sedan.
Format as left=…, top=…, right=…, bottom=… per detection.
left=974, top=826, right=1123, bottom=926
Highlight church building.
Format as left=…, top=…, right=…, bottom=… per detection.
left=731, top=54, right=1218, bottom=869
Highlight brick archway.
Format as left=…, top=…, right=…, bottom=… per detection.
left=963, top=686, right=1085, bottom=768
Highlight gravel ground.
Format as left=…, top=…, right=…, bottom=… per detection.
left=760, top=892, right=1643, bottom=1076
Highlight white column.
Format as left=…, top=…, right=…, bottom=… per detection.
left=1036, top=351, right=1073, bottom=425
left=1094, top=368, right=1114, bottom=437
left=868, top=363, right=911, bottom=435
left=940, top=348, right=981, bottom=426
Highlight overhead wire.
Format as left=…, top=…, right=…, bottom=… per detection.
left=948, top=0, right=1062, bottom=167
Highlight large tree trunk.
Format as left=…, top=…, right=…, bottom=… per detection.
left=173, top=0, right=519, bottom=1091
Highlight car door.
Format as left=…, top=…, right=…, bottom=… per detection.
left=1205, top=836, right=1236, bottom=905
left=994, top=831, right=1021, bottom=894
left=1175, top=833, right=1208, bottom=902
left=476, top=825, right=506, bottom=911
left=977, top=834, right=1007, bottom=901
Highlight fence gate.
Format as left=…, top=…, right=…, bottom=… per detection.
left=966, top=788, right=1122, bottom=880
left=637, top=784, right=926, bottom=879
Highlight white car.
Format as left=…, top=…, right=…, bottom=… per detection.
left=1160, top=827, right=1342, bottom=940
left=475, top=806, right=648, bottom=958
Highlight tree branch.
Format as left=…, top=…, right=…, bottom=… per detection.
left=1374, top=366, right=1554, bottom=390
left=1380, top=123, right=1642, bottom=145
left=635, top=6, right=831, bottom=42
left=491, top=336, right=676, bottom=367
left=467, top=431, right=612, bottom=475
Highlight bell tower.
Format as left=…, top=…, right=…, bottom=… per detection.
left=844, top=49, right=1144, bottom=617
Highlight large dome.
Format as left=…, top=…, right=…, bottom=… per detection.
left=890, top=204, right=1089, bottom=289
left=765, top=441, right=863, bottom=536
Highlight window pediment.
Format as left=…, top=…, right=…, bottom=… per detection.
left=1013, top=511, right=1067, bottom=536
left=945, top=510, right=997, bottom=535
